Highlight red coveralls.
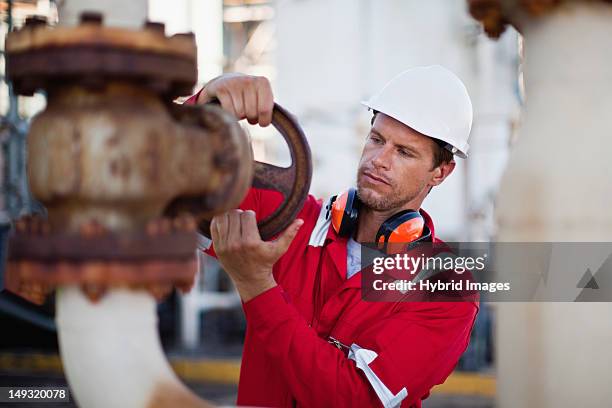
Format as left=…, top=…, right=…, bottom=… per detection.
left=185, top=93, right=478, bottom=407
left=205, top=188, right=478, bottom=408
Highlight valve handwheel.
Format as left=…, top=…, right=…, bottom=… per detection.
left=167, top=101, right=312, bottom=241
left=249, top=103, right=313, bottom=240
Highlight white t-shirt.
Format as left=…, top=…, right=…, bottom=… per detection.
left=346, top=237, right=362, bottom=279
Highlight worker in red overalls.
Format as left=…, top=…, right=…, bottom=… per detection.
left=186, top=65, right=478, bottom=407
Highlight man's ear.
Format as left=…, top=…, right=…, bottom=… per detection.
left=429, top=160, right=456, bottom=187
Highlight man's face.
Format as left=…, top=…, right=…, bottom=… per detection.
left=356, top=113, right=442, bottom=211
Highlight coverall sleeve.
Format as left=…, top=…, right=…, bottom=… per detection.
left=242, top=285, right=478, bottom=407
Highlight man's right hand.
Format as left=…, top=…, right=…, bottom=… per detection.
left=195, top=73, right=274, bottom=127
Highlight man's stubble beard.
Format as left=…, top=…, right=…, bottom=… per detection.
left=355, top=182, right=419, bottom=212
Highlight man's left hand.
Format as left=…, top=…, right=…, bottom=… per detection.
left=210, top=209, right=303, bottom=302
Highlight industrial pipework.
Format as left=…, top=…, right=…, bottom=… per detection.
left=469, top=1, right=612, bottom=407
left=3, top=2, right=312, bottom=407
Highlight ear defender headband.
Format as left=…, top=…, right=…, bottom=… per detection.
left=330, top=188, right=432, bottom=250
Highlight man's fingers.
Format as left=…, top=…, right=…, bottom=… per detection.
left=255, top=77, right=274, bottom=127
left=210, top=215, right=224, bottom=250
left=219, top=212, right=231, bottom=248
left=216, top=90, right=237, bottom=118
left=203, top=75, right=273, bottom=126
left=210, top=217, right=218, bottom=243
left=231, top=91, right=246, bottom=121
left=240, top=210, right=261, bottom=243
left=227, top=209, right=243, bottom=244
left=244, top=87, right=259, bottom=125
left=272, top=219, right=304, bottom=255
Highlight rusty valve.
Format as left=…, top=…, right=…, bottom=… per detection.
left=4, top=13, right=312, bottom=304
left=165, top=101, right=313, bottom=241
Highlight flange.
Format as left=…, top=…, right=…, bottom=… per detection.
left=5, top=216, right=199, bottom=304
left=5, top=12, right=197, bottom=98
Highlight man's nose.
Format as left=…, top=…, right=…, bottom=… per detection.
left=372, top=147, right=392, bottom=170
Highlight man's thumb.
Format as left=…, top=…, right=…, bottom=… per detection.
left=274, top=219, right=304, bottom=253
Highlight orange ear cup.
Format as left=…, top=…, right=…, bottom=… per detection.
left=376, top=210, right=427, bottom=253
left=331, top=190, right=349, bottom=234
left=386, top=216, right=424, bottom=243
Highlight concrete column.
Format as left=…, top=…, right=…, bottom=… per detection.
left=495, top=2, right=612, bottom=407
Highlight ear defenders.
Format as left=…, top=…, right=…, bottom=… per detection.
left=330, top=188, right=431, bottom=249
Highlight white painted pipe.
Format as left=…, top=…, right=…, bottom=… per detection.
left=56, top=286, right=214, bottom=408
left=495, top=2, right=612, bottom=407
left=56, top=0, right=148, bottom=28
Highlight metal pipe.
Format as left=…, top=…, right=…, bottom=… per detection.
left=490, top=2, right=612, bottom=407
left=4, top=3, right=222, bottom=406
left=56, top=286, right=213, bottom=408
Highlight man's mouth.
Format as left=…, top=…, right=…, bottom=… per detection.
left=362, top=171, right=391, bottom=186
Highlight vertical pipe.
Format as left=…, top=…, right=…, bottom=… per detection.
left=495, top=3, right=612, bottom=407
left=56, top=287, right=212, bottom=408
left=50, top=2, right=212, bottom=406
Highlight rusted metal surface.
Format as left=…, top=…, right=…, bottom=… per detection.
left=7, top=258, right=197, bottom=304
left=163, top=103, right=254, bottom=221
left=4, top=10, right=312, bottom=305
left=7, top=80, right=253, bottom=303
left=6, top=216, right=198, bottom=305
left=26, top=83, right=252, bottom=233
left=10, top=217, right=197, bottom=261
left=468, top=0, right=508, bottom=38
left=468, top=0, right=612, bottom=38
left=252, top=103, right=312, bottom=240
left=193, top=102, right=313, bottom=241
left=5, top=13, right=197, bottom=97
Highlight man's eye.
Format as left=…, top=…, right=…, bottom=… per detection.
left=398, top=149, right=412, bottom=157
left=370, top=135, right=383, bottom=144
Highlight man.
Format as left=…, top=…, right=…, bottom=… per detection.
left=187, top=65, right=478, bottom=407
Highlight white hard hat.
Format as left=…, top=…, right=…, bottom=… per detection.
left=362, top=65, right=473, bottom=158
